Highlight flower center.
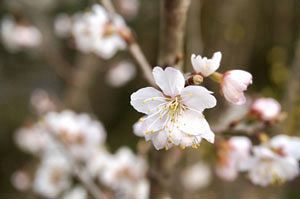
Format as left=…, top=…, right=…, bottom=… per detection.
left=166, top=96, right=185, bottom=122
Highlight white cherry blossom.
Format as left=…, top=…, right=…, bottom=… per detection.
left=44, top=110, right=107, bottom=160
left=11, top=170, right=31, bottom=191
left=72, top=4, right=126, bottom=59
left=1, top=16, right=42, bottom=52
left=14, top=123, right=52, bottom=155
left=106, top=61, right=136, bottom=87
left=63, top=186, right=87, bottom=199
left=100, top=147, right=149, bottom=199
left=33, top=153, right=71, bottom=198
left=131, top=67, right=216, bottom=150
left=221, top=70, right=252, bottom=105
left=248, top=145, right=299, bottom=186
left=251, top=97, right=281, bottom=121
left=216, top=136, right=252, bottom=181
left=54, top=14, right=72, bottom=38
left=191, top=52, right=222, bottom=77
left=268, top=135, right=300, bottom=160
left=181, top=161, right=212, bottom=191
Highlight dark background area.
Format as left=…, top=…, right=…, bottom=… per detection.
left=0, top=0, right=300, bottom=198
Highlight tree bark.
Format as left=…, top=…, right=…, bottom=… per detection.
left=158, top=0, right=191, bottom=69
left=150, top=1, right=191, bottom=198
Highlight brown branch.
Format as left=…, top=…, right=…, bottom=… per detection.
left=158, top=0, right=191, bottom=69
left=100, top=0, right=155, bottom=86
left=150, top=1, right=191, bottom=199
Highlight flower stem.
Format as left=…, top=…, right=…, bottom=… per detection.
left=210, top=72, right=223, bottom=83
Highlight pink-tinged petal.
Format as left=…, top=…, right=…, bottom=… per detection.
left=181, top=86, right=217, bottom=112
left=130, top=87, right=166, bottom=114
left=151, top=131, right=168, bottom=150
left=152, top=67, right=185, bottom=97
left=270, top=135, right=300, bottom=160
left=178, top=110, right=214, bottom=143
left=222, top=70, right=252, bottom=105
left=251, top=98, right=281, bottom=121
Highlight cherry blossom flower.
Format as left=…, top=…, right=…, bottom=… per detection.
left=33, top=153, right=71, bottom=198
left=268, top=135, right=300, bottom=160
left=44, top=110, right=107, bottom=160
left=72, top=4, right=127, bottom=59
left=221, top=70, right=252, bottom=105
left=251, top=97, right=281, bottom=121
left=191, top=52, right=222, bottom=77
left=248, top=145, right=299, bottom=186
left=216, top=136, right=252, bottom=181
left=63, top=186, right=87, bottom=199
left=14, top=123, right=52, bottom=155
left=30, top=89, right=57, bottom=115
left=131, top=67, right=216, bottom=150
left=54, top=14, right=72, bottom=38
left=181, top=162, right=212, bottom=191
left=1, top=16, right=42, bottom=52
left=106, top=61, right=136, bottom=87
left=115, top=0, right=140, bottom=21
left=100, top=147, right=149, bottom=199
left=11, top=170, right=31, bottom=191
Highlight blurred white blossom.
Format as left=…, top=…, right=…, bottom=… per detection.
left=44, top=110, right=107, bottom=160
left=30, top=89, right=57, bottom=115
left=14, top=123, right=52, bottom=155
left=248, top=145, right=299, bottom=186
left=33, top=153, right=71, bottom=198
left=100, top=147, right=149, bottom=199
left=251, top=97, right=281, bottom=121
left=131, top=67, right=216, bottom=150
left=221, top=70, right=252, bottom=105
left=106, top=61, right=136, bottom=87
left=191, top=52, right=222, bottom=77
left=115, top=0, right=140, bottom=20
left=72, top=4, right=127, bottom=59
left=11, top=170, right=31, bottom=191
left=54, top=14, right=72, bottom=38
left=216, top=136, right=252, bottom=181
left=63, top=186, right=87, bottom=199
left=1, top=16, right=42, bottom=52
left=181, top=162, right=212, bottom=191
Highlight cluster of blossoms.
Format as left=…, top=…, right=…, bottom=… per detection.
left=13, top=108, right=149, bottom=199
left=216, top=135, right=300, bottom=186
left=1, top=16, right=42, bottom=52
left=216, top=97, right=300, bottom=186
left=131, top=51, right=252, bottom=150
left=72, top=4, right=128, bottom=59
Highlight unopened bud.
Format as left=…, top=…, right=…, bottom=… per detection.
left=258, top=132, right=269, bottom=143
left=192, top=74, right=203, bottom=85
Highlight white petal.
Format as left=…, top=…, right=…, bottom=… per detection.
left=270, top=135, right=300, bottom=160
left=190, top=52, right=222, bottom=76
left=133, top=118, right=144, bottom=137
left=151, top=131, right=168, bottom=150
left=181, top=86, right=217, bottom=112
left=178, top=110, right=214, bottom=143
left=152, top=67, right=185, bottom=97
left=130, top=87, right=166, bottom=114
left=138, top=113, right=167, bottom=134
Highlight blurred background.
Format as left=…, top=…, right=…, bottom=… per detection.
left=0, top=0, right=300, bottom=198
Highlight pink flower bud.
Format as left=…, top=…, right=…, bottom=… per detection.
left=251, top=98, right=281, bottom=121
left=221, top=70, right=252, bottom=105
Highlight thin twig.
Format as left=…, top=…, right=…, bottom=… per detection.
left=100, top=0, right=155, bottom=86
